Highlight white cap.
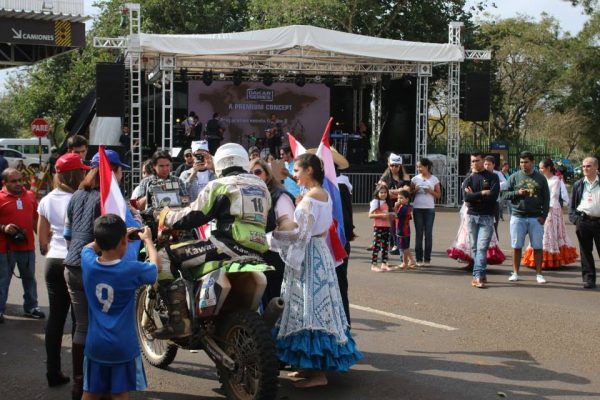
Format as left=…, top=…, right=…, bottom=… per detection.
left=388, top=153, right=403, bottom=165
left=191, top=140, right=209, bottom=153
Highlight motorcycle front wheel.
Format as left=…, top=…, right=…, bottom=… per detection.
left=135, top=286, right=178, bottom=369
left=217, top=311, right=279, bottom=400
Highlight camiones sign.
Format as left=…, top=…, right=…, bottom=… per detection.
left=0, top=18, right=84, bottom=47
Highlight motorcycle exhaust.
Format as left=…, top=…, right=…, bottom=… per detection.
left=262, top=297, right=284, bottom=329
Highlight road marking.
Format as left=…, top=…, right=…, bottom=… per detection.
left=350, top=304, right=458, bottom=331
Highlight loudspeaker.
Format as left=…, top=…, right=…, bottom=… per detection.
left=96, top=63, right=125, bottom=117
left=461, top=71, right=490, bottom=122
left=330, top=87, right=354, bottom=131
left=379, top=77, right=416, bottom=172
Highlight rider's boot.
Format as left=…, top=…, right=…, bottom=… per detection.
left=152, top=279, right=191, bottom=340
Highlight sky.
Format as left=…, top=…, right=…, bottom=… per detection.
left=0, top=0, right=591, bottom=94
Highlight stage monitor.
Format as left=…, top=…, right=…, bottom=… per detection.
left=187, top=81, right=330, bottom=149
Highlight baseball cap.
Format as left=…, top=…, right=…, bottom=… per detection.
left=191, top=140, right=209, bottom=153
left=248, top=146, right=260, bottom=155
left=183, top=149, right=193, bottom=156
left=388, top=153, right=403, bottom=165
left=91, top=149, right=130, bottom=170
left=55, top=153, right=91, bottom=173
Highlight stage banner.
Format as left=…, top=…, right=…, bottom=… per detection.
left=187, top=81, right=330, bottom=149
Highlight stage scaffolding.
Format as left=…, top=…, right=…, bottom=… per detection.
left=94, top=3, right=489, bottom=206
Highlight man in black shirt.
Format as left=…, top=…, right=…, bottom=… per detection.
left=462, top=152, right=500, bottom=288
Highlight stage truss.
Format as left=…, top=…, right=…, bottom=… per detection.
left=94, top=3, right=490, bottom=206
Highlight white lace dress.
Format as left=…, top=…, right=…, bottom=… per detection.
left=273, top=196, right=362, bottom=372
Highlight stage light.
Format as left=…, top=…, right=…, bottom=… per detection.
left=250, top=73, right=258, bottom=81
left=370, top=75, right=378, bottom=84
left=179, top=68, right=188, bottom=83
left=233, top=70, right=243, bottom=86
left=218, top=72, right=226, bottom=80
left=153, top=81, right=161, bottom=89
left=340, top=76, right=348, bottom=83
left=314, top=75, right=322, bottom=83
left=324, top=75, right=335, bottom=88
left=382, top=74, right=392, bottom=89
left=295, top=74, right=306, bottom=87
left=352, top=76, right=362, bottom=90
left=278, top=74, right=286, bottom=81
left=262, top=72, right=273, bottom=86
left=202, top=70, right=213, bottom=86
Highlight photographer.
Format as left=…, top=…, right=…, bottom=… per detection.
left=0, top=168, right=43, bottom=323
left=135, top=150, right=188, bottom=210
left=180, top=141, right=216, bottom=201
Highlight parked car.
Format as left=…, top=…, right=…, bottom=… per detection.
left=0, top=148, right=36, bottom=169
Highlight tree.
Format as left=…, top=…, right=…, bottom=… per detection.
left=473, top=17, right=570, bottom=142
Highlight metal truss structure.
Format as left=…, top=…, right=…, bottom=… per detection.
left=94, top=3, right=490, bottom=205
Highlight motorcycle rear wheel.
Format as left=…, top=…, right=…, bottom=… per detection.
left=136, top=286, right=178, bottom=369
left=217, top=311, right=278, bottom=400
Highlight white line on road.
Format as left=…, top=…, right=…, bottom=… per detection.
left=350, top=304, right=458, bottom=331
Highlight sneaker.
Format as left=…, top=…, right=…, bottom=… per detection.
left=508, top=272, right=519, bottom=282
left=371, top=265, right=382, bottom=272
left=536, top=274, right=547, bottom=284
left=380, top=263, right=392, bottom=271
left=423, top=261, right=431, bottom=267
left=24, top=308, right=45, bottom=319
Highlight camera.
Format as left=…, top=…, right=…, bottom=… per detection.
left=127, top=228, right=143, bottom=241
left=9, top=227, right=27, bottom=243
left=194, top=154, right=205, bottom=163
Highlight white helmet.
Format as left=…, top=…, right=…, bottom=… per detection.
left=213, top=143, right=249, bottom=177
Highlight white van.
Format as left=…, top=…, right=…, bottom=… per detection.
left=0, top=137, right=51, bottom=168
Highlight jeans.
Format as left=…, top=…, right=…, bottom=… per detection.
left=413, top=208, right=435, bottom=262
left=0, top=250, right=37, bottom=314
left=64, top=266, right=88, bottom=345
left=45, top=258, right=74, bottom=375
left=468, top=215, right=495, bottom=279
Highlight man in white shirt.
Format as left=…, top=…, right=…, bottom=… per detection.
left=569, top=156, right=600, bottom=289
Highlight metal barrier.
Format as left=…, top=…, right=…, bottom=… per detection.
left=344, top=173, right=467, bottom=206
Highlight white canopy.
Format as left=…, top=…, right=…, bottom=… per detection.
left=138, top=25, right=463, bottom=64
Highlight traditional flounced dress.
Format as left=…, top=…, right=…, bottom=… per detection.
left=522, top=175, right=577, bottom=268
left=273, top=196, right=362, bottom=372
left=447, top=203, right=506, bottom=265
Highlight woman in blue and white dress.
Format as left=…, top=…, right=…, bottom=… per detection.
left=273, top=153, right=362, bottom=388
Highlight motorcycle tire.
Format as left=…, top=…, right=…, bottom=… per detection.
left=135, top=286, right=178, bottom=369
left=217, top=311, right=279, bottom=400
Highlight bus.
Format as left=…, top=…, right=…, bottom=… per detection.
left=0, top=137, right=51, bottom=167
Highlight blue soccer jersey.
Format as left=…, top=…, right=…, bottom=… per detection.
left=82, top=247, right=157, bottom=364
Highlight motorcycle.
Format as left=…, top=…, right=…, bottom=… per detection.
left=135, top=208, right=283, bottom=400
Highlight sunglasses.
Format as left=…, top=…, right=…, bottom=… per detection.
left=390, top=164, right=400, bottom=168
left=252, top=169, right=264, bottom=176
left=184, top=153, right=193, bottom=157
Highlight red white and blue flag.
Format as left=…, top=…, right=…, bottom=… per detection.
left=287, top=132, right=306, bottom=157
left=316, top=118, right=347, bottom=263
left=99, top=145, right=126, bottom=219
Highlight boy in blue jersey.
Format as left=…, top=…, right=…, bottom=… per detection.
left=81, top=214, right=158, bottom=399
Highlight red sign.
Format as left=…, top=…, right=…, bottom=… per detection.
left=31, top=118, right=49, bottom=138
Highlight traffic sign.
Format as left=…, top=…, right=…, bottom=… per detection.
left=31, top=118, right=49, bottom=138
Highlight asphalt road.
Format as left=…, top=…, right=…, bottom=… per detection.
left=1, top=207, right=599, bottom=400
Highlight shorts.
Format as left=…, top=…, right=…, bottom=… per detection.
left=397, top=236, right=410, bottom=251
left=83, top=355, right=147, bottom=394
left=509, top=216, right=544, bottom=250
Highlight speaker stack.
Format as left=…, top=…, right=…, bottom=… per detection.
left=96, top=63, right=125, bottom=117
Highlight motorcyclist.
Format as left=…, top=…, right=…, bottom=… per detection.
left=152, top=143, right=271, bottom=340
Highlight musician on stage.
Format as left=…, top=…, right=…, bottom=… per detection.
left=265, top=113, right=284, bottom=156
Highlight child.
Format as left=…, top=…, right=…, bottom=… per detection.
left=395, top=190, right=417, bottom=269
left=81, top=214, right=159, bottom=400
left=369, top=184, right=395, bottom=272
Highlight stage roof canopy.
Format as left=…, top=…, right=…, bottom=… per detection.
left=136, top=25, right=464, bottom=75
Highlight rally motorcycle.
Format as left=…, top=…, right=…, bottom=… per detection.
left=135, top=209, right=283, bottom=400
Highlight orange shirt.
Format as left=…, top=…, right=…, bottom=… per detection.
left=0, top=188, right=38, bottom=252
